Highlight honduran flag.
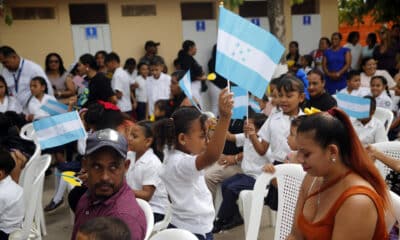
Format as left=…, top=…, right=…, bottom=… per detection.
left=40, top=99, right=69, bottom=116
left=216, top=7, right=285, bottom=98
left=336, top=93, right=371, bottom=119
left=33, top=111, right=87, bottom=150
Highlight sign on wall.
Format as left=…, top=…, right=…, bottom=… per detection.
left=196, top=20, right=206, bottom=32
left=85, top=27, right=98, bottom=39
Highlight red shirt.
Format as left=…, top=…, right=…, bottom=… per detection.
left=71, top=181, right=146, bottom=240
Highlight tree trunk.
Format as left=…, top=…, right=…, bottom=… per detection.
left=267, top=0, right=286, bottom=44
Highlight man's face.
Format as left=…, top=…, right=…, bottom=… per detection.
left=84, top=148, right=129, bottom=200
left=0, top=53, right=19, bottom=71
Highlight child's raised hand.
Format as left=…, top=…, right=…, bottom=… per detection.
left=263, top=163, right=276, bottom=173
left=218, top=88, right=234, bottom=118
left=244, top=121, right=256, bottom=136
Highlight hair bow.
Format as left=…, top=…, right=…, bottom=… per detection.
left=304, top=107, right=321, bottom=115
left=97, top=100, right=120, bottom=111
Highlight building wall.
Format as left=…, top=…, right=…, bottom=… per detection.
left=320, top=0, right=339, bottom=39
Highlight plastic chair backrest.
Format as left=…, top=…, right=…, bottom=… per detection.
left=149, top=228, right=198, bottom=240
left=20, top=123, right=36, bottom=141
left=246, top=164, right=306, bottom=240
left=136, top=198, right=154, bottom=240
left=373, top=107, right=394, bottom=134
left=14, top=154, right=51, bottom=240
left=19, top=141, right=41, bottom=185
left=371, top=141, right=400, bottom=179
left=152, top=203, right=172, bottom=233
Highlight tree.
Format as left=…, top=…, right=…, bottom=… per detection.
left=339, top=0, right=400, bottom=25
left=0, top=0, right=13, bottom=26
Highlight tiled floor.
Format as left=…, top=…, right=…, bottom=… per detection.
left=42, top=174, right=275, bottom=240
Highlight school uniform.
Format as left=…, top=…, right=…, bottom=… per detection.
left=126, top=149, right=169, bottom=220
left=0, top=96, right=22, bottom=113
left=27, top=94, right=57, bottom=120
left=0, top=176, right=24, bottom=236
left=134, top=75, right=148, bottom=120
left=360, top=70, right=395, bottom=88
left=338, top=87, right=370, bottom=97
left=352, top=118, right=388, bottom=146
left=258, top=110, right=303, bottom=163
left=111, top=67, right=133, bottom=113
left=375, top=92, right=393, bottom=110
left=159, top=149, right=214, bottom=237
left=146, top=73, right=171, bottom=116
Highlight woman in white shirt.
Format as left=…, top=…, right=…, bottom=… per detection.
left=360, top=57, right=395, bottom=88
left=0, top=76, right=22, bottom=113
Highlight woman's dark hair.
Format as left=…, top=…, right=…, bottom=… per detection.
left=79, top=53, right=98, bottom=71
left=171, top=70, right=186, bottom=81
left=307, top=68, right=325, bottom=82
left=136, top=121, right=164, bottom=161
left=123, top=58, right=136, bottom=70
left=45, top=53, right=66, bottom=75
left=286, top=41, right=300, bottom=62
left=371, top=75, right=391, bottom=97
left=95, top=50, right=107, bottom=59
left=361, top=56, right=375, bottom=68
left=366, top=32, right=377, bottom=47
left=79, top=217, right=131, bottom=240
left=153, top=107, right=207, bottom=152
left=297, top=108, right=389, bottom=209
left=0, top=75, right=9, bottom=96
left=278, top=74, right=305, bottom=94
left=302, top=55, right=313, bottom=67
left=182, top=40, right=195, bottom=53
left=154, top=99, right=173, bottom=120
left=320, top=37, right=331, bottom=47
left=346, top=70, right=360, bottom=81
left=332, top=32, right=343, bottom=40
left=0, top=147, right=16, bottom=175
left=31, top=76, right=48, bottom=94
left=346, top=31, right=360, bottom=44
left=85, top=102, right=126, bottom=130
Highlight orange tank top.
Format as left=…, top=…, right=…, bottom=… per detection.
left=297, top=186, right=388, bottom=240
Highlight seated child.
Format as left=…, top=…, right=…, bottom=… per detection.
left=76, top=217, right=131, bottom=240
left=153, top=99, right=173, bottom=121
left=26, top=76, right=57, bottom=121
left=299, top=54, right=313, bottom=74
left=339, top=70, right=370, bottom=97
left=0, top=148, right=24, bottom=240
left=370, top=75, right=393, bottom=110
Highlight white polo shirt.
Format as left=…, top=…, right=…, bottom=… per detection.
left=375, top=92, right=393, bottom=110
left=344, top=43, right=362, bottom=70
left=159, top=149, right=214, bottom=235
left=27, top=94, right=57, bottom=120
left=338, top=87, right=370, bottom=97
left=352, top=117, right=388, bottom=146
left=360, top=70, right=395, bottom=88
left=235, top=133, right=270, bottom=179
left=111, top=67, right=133, bottom=112
left=134, top=75, right=147, bottom=103
left=0, top=96, right=22, bottom=113
left=258, top=110, right=303, bottom=163
left=126, top=149, right=169, bottom=215
left=0, top=176, right=24, bottom=234
left=146, top=73, right=171, bottom=116
left=1, top=58, right=54, bottom=108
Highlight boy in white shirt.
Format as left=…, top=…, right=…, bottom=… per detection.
left=0, top=148, right=24, bottom=239
left=146, top=57, right=171, bottom=116
left=105, top=52, right=134, bottom=114
left=339, top=70, right=370, bottom=97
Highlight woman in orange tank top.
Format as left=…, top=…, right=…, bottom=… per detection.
left=287, top=108, right=390, bottom=240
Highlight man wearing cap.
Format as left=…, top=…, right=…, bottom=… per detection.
left=71, top=129, right=146, bottom=240
left=139, top=40, right=160, bottom=64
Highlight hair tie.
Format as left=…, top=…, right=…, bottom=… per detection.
left=304, top=107, right=321, bottom=115
left=327, top=108, right=336, bottom=117
left=97, top=100, right=120, bottom=111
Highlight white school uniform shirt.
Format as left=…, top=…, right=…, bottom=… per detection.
left=0, top=176, right=24, bottom=234
left=352, top=118, right=388, bottom=146
left=1, top=58, right=54, bottom=108
left=111, top=67, right=133, bottom=112
left=374, top=92, right=393, bottom=110
left=360, top=70, right=395, bottom=88
left=146, top=73, right=171, bottom=116
left=134, top=75, right=148, bottom=103
left=338, top=87, right=370, bottom=97
left=235, top=133, right=270, bottom=179
left=159, top=149, right=214, bottom=235
left=0, top=96, right=22, bottom=113
left=27, top=94, right=57, bottom=120
left=126, top=149, right=169, bottom=215
left=258, top=110, right=303, bottom=163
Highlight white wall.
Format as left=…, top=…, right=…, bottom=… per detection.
left=291, top=14, right=321, bottom=55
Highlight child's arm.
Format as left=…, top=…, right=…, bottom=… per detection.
left=366, top=145, right=400, bottom=172
left=133, top=185, right=156, bottom=202
left=246, top=122, right=269, bottom=155
left=225, top=132, right=236, bottom=142
left=196, top=88, right=233, bottom=170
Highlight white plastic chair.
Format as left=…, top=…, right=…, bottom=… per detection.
left=9, top=154, right=51, bottom=240
left=371, top=141, right=400, bottom=179
left=152, top=203, right=172, bottom=233
left=136, top=198, right=154, bottom=240
left=245, top=164, right=306, bottom=240
left=149, top=228, right=198, bottom=240
left=373, top=107, right=394, bottom=134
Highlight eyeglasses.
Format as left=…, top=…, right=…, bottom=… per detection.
left=96, top=129, right=120, bottom=142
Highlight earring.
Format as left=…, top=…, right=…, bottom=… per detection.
left=182, top=141, right=186, bottom=145
left=331, top=157, right=336, bottom=163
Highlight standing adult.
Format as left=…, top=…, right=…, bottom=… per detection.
left=95, top=50, right=108, bottom=74
left=361, top=33, right=378, bottom=59
left=344, top=31, right=362, bottom=70
left=0, top=46, right=54, bottom=108
left=139, top=41, right=167, bottom=74
left=286, top=41, right=300, bottom=63
left=322, top=32, right=351, bottom=94
left=309, top=37, right=331, bottom=72
left=45, top=53, right=76, bottom=103
left=373, top=27, right=399, bottom=77
left=71, top=128, right=146, bottom=240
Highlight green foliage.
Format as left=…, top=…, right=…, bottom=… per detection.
left=339, top=0, right=400, bottom=24
left=0, top=0, right=13, bottom=26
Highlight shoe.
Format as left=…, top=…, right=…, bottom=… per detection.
left=220, top=214, right=244, bottom=230
left=44, top=199, right=63, bottom=212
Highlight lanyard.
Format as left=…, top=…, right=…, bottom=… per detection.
left=12, top=59, right=25, bottom=93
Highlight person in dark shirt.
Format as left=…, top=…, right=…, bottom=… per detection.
left=304, top=69, right=337, bottom=111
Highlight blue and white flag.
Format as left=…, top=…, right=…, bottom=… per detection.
left=216, top=7, right=285, bottom=98
left=40, top=99, right=69, bottom=116
left=336, top=93, right=371, bottom=119
left=33, top=111, right=87, bottom=150
left=178, top=70, right=201, bottom=111
left=232, top=86, right=248, bottom=119
left=249, top=98, right=261, bottom=112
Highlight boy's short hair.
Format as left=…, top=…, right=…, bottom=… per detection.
left=0, top=148, right=16, bottom=175
left=105, top=52, right=120, bottom=64
left=347, top=70, right=360, bottom=81
left=78, top=217, right=131, bottom=240
left=150, top=56, right=165, bottom=66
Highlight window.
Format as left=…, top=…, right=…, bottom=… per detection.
left=11, top=7, right=55, bottom=20
left=69, top=4, right=108, bottom=24
left=291, top=0, right=319, bottom=14
left=181, top=2, right=214, bottom=20
left=239, top=1, right=268, bottom=17
left=121, top=5, right=156, bottom=16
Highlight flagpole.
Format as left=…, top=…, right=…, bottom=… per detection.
left=246, top=92, right=249, bottom=125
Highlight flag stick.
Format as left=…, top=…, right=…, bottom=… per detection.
left=227, top=80, right=230, bottom=92
left=246, top=92, right=249, bottom=125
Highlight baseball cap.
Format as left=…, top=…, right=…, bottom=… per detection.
left=145, top=40, right=160, bottom=49
left=85, top=129, right=128, bottom=159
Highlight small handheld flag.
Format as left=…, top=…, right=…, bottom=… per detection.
left=232, top=86, right=248, bottom=119
left=40, top=99, right=69, bottom=116
left=336, top=93, right=371, bottom=119
left=249, top=98, right=261, bottom=113
left=178, top=70, right=201, bottom=112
